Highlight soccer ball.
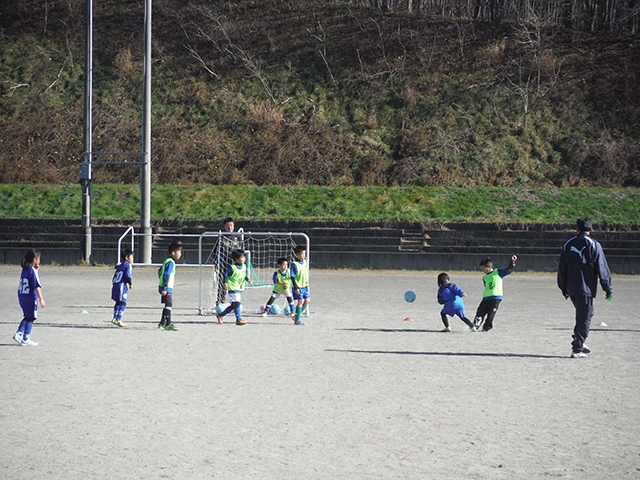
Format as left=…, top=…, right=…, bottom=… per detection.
left=217, top=303, right=242, bottom=314
left=215, top=303, right=227, bottom=314
left=269, top=304, right=282, bottom=315
left=283, top=305, right=291, bottom=316
left=404, top=290, right=416, bottom=303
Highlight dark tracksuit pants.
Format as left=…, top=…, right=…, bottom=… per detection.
left=475, top=298, right=501, bottom=331
left=570, top=295, right=593, bottom=353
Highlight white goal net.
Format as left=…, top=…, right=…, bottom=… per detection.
left=198, top=230, right=310, bottom=316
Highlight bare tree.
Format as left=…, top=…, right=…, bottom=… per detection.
left=178, top=5, right=275, bottom=102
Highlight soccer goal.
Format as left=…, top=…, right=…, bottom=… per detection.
left=198, top=230, right=310, bottom=316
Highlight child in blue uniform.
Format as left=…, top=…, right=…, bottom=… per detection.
left=111, top=249, right=134, bottom=327
left=261, top=257, right=296, bottom=319
left=14, top=249, right=46, bottom=346
left=217, top=249, right=252, bottom=325
left=158, top=242, right=182, bottom=331
left=437, top=272, right=476, bottom=332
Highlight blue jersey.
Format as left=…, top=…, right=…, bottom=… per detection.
left=18, top=266, right=42, bottom=306
left=112, top=262, right=133, bottom=303
left=437, top=283, right=466, bottom=317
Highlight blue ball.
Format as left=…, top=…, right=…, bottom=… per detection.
left=215, top=303, right=226, bottom=314
left=269, top=304, right=282, bottom=315
left=404, top=290, right=416, bottom=303
left=283, top=305, right=291, bottom=316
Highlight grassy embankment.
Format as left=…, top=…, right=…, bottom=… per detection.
left=2, top=184, right=640, bottom=224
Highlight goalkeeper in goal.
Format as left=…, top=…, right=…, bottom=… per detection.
left=260, top=257, right=296, bottom=320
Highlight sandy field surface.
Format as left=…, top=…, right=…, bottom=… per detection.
left=1, top=264, right=639, bottom=479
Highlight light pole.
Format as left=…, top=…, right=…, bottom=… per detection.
left=80, top=0, right=93, bottom=263
left=81, top=0, right=153, bottom=264
left=140, top=0, right=152, bottom=264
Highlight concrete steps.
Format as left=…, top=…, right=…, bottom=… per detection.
left=1, top=219, right=639, bottom=273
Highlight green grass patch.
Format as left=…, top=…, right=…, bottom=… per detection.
left=1, top=184, right=640, bottom=224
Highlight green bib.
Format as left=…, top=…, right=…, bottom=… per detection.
left=293, top=259, right=308, bottom=288
left=227, top=264, right=247, bottom=291
left=158, top=258, right=175, bottom=289
left=482, top=269, right=503, bottom=298
left=274, top=268, right=292, bottom=294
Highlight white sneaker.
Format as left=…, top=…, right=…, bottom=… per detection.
left=12, top=332, right=23, bottom=344
left=570, top=351, right=587, bottom=358
left=21, top=338, right=39, bottom=347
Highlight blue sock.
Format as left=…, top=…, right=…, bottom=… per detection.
left=23, top=321, right=34, bottom=340
left=17, top=318, right=27, bottom=334
left=234, top=306, right=242, bottom=321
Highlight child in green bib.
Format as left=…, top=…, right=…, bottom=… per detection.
left=472, top=255, right=517, bottom=331
left=217, top=249, right=252, bottom=325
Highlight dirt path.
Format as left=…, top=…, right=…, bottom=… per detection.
left=1, top=266, right=639, bottom=479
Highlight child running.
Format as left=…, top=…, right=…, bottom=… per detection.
left=14, top=249, right=46, bottom=346
left=473, top=255, right=518, bottom=331
left=158, top=242, right=182, bottom=331
left=437, top=272, right=476, bottom=332
left=217, top=249, right=252, bottom=325
left=290, top=245, right=309, bottom=325
left=261, top=257, right=296, bottom=320
left=111, top=249, right=134, bottom=327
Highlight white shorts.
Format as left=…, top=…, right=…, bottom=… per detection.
left=228, top=291, right=243, bottom=303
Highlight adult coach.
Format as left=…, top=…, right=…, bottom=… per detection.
left=557, top=217, right=613, bottom=358
left=216, top=218, right=241, bottom=305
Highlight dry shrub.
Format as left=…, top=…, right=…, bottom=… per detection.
left=539, top=48, right=558, bottom=78
left=114, top=48, right=136, bottom=81
left=151, top=120, right=234, bottom=184
left=477, top=38, right=506, bottom=67
left=0, top=110, right=84, bottom=184
left=240, top=122, right=355, bottom=186
left=401, top=84, right=418, bottom=108
left=364, top=111, right=378, bottom=129
left=586, top=133, right=640, bottom=186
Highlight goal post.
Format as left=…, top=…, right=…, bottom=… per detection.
left=198, top=230, right=310, bottom=316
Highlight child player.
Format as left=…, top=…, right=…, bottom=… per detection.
left=473, top=255, right=518, bottom=331
left=261, top=257, right=296, bottom=320
left=217, top=249, right=252, bottom=325
left=14, top=249, right=46, bottom=346
left=437, top=272, right=476, bottom=332
left=158, top=242, right=182, bottom=331
left=111, top=249, right=134, bottom=327
left=290, top=245, right=309, bottom=325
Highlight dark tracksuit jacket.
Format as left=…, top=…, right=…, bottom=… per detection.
left=557, top=232, right=612, bottom=298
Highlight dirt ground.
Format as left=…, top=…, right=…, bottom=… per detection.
left=1, top=265, right=639, bottom=480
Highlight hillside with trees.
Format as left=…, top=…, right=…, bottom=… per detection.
left=1, top=0, right=639, bottom=187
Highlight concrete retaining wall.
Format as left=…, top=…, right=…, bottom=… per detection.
left=1, top=219, right=639, bottom=274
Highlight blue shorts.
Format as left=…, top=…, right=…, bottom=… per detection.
left=20, top=299, right=38, bottom=319
left=112, top=284, right=129, bottom=303
left=293, top=286, right=310, bottom=301
left=441, top=306, right=466, bottom=319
